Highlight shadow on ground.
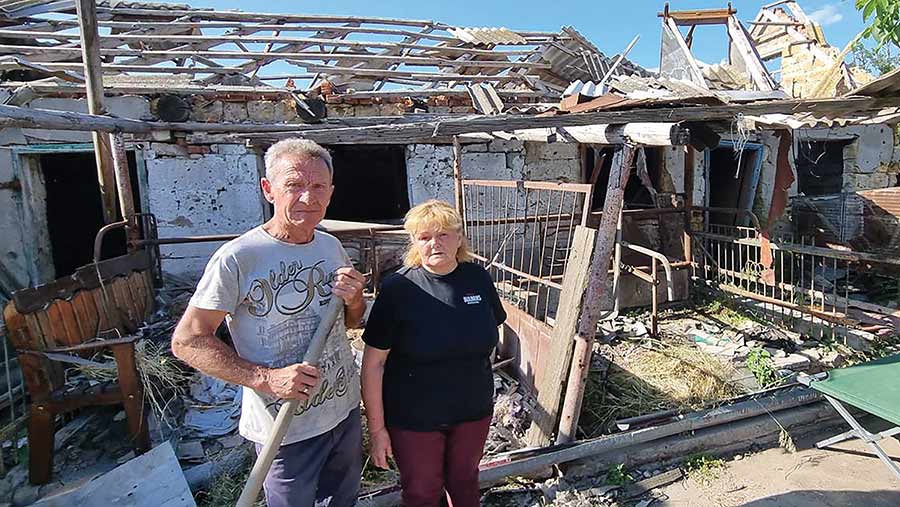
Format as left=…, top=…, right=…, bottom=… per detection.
left=742, top=489, right=900, bottom=507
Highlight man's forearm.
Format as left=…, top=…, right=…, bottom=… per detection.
left=174, top=332, right=269, bottom=391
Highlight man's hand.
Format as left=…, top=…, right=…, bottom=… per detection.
left=368, top=426, right=394, bottom=469
left=259, top=363, right=320, bottom=401
left=333, top=266, right=366, bottom=310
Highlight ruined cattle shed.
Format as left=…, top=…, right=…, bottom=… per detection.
left=0, top=0, right=899, bottom=504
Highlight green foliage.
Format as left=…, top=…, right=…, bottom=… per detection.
left=851, top=41, right=898, bottom=76
left=747, top=346, right=780, bottom=388
left=856, top=0, right=900, bottom=48
left=605, top=463, right=634, bottom=486
left=683, top=453, right=726, bottom=484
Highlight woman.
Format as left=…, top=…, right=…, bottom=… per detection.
left=361, top=199, right=507, bottom=507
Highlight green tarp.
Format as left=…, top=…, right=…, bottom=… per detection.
left=811, top=354, right=900, bottom=427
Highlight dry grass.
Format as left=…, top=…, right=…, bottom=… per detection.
left=79, top=339, right=192, bottom=427
left=581, top=344, right=747, bottom=437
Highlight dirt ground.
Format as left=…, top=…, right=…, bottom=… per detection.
left=656, top=420, right=900, bottom=507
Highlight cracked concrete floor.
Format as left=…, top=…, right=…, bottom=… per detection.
left=656, top=419, right=900, bottom=507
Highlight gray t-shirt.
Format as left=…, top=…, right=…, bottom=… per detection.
left=189, top=226, right=361, bottom=445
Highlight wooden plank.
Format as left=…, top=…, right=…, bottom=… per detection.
left=23, top=313, right=47, bottom=347
left=75, top=0, right=117, bottom=223
left=70, top=290, right=99, bottom=340
left=35, top=309, right=63, bottom=349
left=31, top=442, right=194, bottom=507
left=110, top=278, right=138, bottom=329
left=726, top=16, right=776, bottom=92
left=54, top=300, right=84, bottom=347
left=90, top=286, right=113, bottom=333
left=525, top=225, right=597, bottom=446
left=142, top=271, right=156, bottom=316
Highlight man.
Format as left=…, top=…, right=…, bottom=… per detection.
left=172, top=138, right=367, bottom=507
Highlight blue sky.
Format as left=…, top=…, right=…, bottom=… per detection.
left=186, top=0, right=868, bottom=69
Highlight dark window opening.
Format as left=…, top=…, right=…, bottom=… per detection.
left=796, top=140, right=848, bottom=196
left=586, top=147, right=663, bottom=210
left=40, top=151, right=141, bottom=278
left=707, top=146, right=759, bottom=227
left=326, top=145, right=409, bottom=222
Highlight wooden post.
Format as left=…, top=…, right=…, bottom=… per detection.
left=525, top=226, right=596, bottom=447
left=76, top=0, right=118, bottom=224
left=683, top=146, right=694, bottom=266
left=555, top=146, right=635, bottom=444
left=556, top=146, right=635, bottom=444
left=109, top=133, right=140, bottom=250
left=452, top=135, right=463, bottom=214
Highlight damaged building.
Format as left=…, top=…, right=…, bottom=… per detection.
left=0, top=0, right=898, bottom=505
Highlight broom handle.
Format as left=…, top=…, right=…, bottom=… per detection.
left=236, top=296, right=345, bottom=507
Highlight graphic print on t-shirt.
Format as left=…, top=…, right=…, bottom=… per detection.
left=242, top=257, right=351, bottom=420
left=246, top=259, right=335, bottom=318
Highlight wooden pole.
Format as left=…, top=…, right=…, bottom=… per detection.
left=452, top=136, right=463, bottom=214
left=683, top=146, right=695, bottom=266
left=556, top=146, right=635, bottom=444
left=75, top=0, right=118, bottom=224
left=109, top=133, right=140, bottom=250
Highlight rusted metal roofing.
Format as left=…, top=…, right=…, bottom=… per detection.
left=447, top=27, right=528, bottom=46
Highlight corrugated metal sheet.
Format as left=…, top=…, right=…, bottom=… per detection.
left=848, top=67, right=900, bottom=98
left=447, top=27, right=528, bottom=46
left=562, top=80, right=606, bottom=98
left=701, top=63, right=752, bottom=91
left=607, top=74, right=720, bottom=101
left=793, top=188, right=900, bottom=255
left=535, top=26, right=650, bottom=88
left=743, top=108, right=900, bottom=129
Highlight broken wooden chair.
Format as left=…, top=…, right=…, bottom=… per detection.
left=1, top=251, right=155, bottom=484
left=798, top=354, right=900, bottom=481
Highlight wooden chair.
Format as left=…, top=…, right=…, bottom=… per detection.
left=2, top=254, right=154, bottom=484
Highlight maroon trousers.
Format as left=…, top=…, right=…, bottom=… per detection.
left=388, top=415, right=492, bottom=507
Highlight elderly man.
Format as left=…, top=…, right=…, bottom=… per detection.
left=172, top=138, right=366, bottom=507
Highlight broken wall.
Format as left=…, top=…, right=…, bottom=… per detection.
left=0, top=95, right=155, bottom=292
left=144, top=143, right=266, bottom=280
left=780, top=44, right=852, bottom=98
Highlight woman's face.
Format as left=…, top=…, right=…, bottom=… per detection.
left=413, top=228, right=462, bottom=274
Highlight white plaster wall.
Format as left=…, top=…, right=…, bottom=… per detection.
left=796, top=124, right=898, bottom=192
left=0, top=148, right=30, bottom=291
left=146, top=143, right=265, bottom=279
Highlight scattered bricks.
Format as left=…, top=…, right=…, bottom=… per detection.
left=247, top=100, right=277, bottom=122
left=381, top=102, right=408, bottom=116
left=192, top=99, right=224, bottom=122
left=148, top=143, right=188, bottom=158
left=222, top=102, right=248, bottom=123
left=772, top=353, right=811, bottom=372
left=187, top=145, right=211, bottom=155
left=428, top=106, right=451, bottom=114
left=429, top=95, right=450, bottom=107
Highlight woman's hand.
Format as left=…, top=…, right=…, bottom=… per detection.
left=369, top=426, right=394, bottom=469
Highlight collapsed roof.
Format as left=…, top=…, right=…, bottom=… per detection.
left=0, top=0, right=649, bottom=100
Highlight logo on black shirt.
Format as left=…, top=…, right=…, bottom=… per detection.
left=463, top=293, right=482, bottom=305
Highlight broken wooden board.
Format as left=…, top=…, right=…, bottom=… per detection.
left=525, top=225, right=597, bottom=446
left=32, top=442, right=196, bottom=507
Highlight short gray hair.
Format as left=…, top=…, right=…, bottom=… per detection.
left=264, top=138, right=334, bottom=182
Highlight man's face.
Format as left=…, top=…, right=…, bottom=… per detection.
left=262, top=155, right=334, bottom=231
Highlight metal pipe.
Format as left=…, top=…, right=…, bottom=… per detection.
left=135, top=234, right=240, bottom=246
left=93, top=220, right=128, bottom=264
left=620, top=241, right=675, bottom=301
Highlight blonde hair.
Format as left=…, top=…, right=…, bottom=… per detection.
left=403, top=200, right=475, bottom=267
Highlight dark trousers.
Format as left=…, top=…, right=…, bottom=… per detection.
left=388, top=415, right=492, bottom=507
left=255, top=408, right=361, bottom=507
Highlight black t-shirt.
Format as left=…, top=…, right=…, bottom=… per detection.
left=362, top=262, right=507, bottom=431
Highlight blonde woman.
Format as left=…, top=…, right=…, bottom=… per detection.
left=361, top=200, right=506, bottom=507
